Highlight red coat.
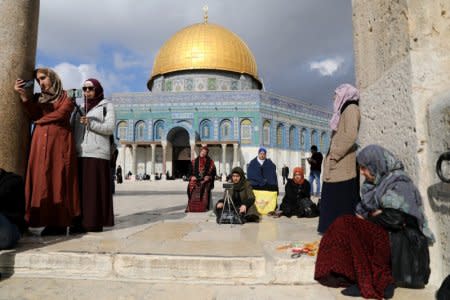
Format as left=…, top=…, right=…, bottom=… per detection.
left=23, top=92, right=80, bottom=227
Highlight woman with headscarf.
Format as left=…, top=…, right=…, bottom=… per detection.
left=278, top=167, right=318, bottom=218
left=318, top=83, right=361, bottom=234
left=14, top=68, right=80, bottom=235
left=215, top=167, right=260, bottom=223
left=314, top=145, right=434, bottom=299
left=72, top=78, right=115, bottom=232
left=186, top=146, right=216, bottom=212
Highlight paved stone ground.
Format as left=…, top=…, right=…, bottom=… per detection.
left=0, top=180, right=438, bottom=299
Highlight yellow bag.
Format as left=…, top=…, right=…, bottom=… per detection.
left=253, top=190, right=278, bottom=215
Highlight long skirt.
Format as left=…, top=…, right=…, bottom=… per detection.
left=317, top=177, right=359, bottom=233
left=186, top=179, right=211, bottom=212
left=314, top=215, right=394, bottom=299
left=78, top=158, right=114, bottom=231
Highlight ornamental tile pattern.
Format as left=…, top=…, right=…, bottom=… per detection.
left=112, top=90, right=332, bottom=152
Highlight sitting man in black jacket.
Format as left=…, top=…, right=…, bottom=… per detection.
left=0, top=168, right=26, bottom=249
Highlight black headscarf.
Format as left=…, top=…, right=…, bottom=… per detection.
left=231, top=167, right=246, bottom=192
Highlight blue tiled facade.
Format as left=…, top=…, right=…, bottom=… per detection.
left=112, top=90, right=331, bottom=153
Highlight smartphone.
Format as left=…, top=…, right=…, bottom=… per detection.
left=22, top=80, right=34, bottom=89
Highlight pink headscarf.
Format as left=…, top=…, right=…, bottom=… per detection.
left=329, top=83, right=359, bottom=131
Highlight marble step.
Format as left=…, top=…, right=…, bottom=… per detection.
left=0, top=248, right=316, bottom=285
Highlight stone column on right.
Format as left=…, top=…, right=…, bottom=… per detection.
left=0, top=0, right=40, bottom=175
left=232, top=143, right=239, bottom=167
left=352, top=0, right=450, bottom=284
left=221, top=143, right=227, bottom=181
left=150, top=143, right=156, bottom=181
left=131, top=144, right=137, bottom=180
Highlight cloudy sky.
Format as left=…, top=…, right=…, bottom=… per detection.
left=36, top=0, right=354, bottom=110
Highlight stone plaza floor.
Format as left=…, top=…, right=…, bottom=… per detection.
left=0, top=180, right=438, bottom=299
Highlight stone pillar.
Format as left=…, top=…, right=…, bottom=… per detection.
left=131, top=144, right=137, bottom=180
left=121, top=145, right=126, bottom=173
left=232, top=143, right=239, bottom=167
left=144, top=146, right=150, bottom=175
left=150, top=143, right=156, bottom=181
left=352, top=0, right=450, bottom=283
left=161, top=142, right=167, bottom=180
left=221, top=143, right=227, bottom=181
left=0, top=0, right=40, bottom=175
left=190, top=142, right=196, bottom=161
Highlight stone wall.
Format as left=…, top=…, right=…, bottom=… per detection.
left=352, top=0, right=450, bottom=283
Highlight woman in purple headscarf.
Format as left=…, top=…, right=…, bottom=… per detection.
left=72, top=78, right=115, bottom=232
left=317, top=83, right=361, bottom=234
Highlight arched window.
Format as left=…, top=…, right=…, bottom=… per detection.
left=199, top=119, right=212, bottom=139
left=320, top=131, right=327, bottom=152
left=154, top=120, right=164, bottom=140
left=240, top=119, right=252, bottom=144
left=289, top=126, right=295, bottom=148
left=220, top=119, right=232, bottom=140
left=117, top=121, right=128, bottom=140
left=276, top=124, right=284, bottom=146
left=263, top=120, right=271, bottom=146
left=300, top=128, right=306, bottom=150
left=135, top=121, right=146, bottom=141
left=311, top=129, right=317, bottom=148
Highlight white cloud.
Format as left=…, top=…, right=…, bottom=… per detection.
left=113, top=53, right=144, bottom=70
left=309, top=57, right=344, bottom=76
left=52, top=62, right=128, bottom=95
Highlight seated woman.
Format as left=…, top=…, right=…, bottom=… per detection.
left=215, top=167, right=260, bottom=223
left=314, top=144, right=434, bottom=299
left=278, top=167, right=318, bottom=218
left=186, top=146, right=216, bottom=212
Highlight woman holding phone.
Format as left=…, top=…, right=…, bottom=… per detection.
left=14, top=68, right=80, bottom=235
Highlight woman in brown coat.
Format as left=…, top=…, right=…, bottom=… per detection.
left=14, top=68, right=80, bottom=235
left=317, top=83, right=361, bottom=234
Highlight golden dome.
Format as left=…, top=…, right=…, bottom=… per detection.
left=148, top=22, right=260, bottom=88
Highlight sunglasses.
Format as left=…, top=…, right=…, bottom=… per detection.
left=82, top=86, right=95, bottom=92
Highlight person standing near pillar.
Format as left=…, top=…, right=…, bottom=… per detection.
left=317, top=83, right=361, bottom=234
left=72, top=78, right=115, bottom=232
left=14, top=68, right=80, bottom=235
left=116, top=165, right=123, bottom=184
left=281, top=164, right=289, bottom=185
left=307, top=145, right=323, bottom=197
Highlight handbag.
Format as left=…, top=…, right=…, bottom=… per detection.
left=298, top=197, right=319, bottom=218
left=370, top=208, right=430, bottom=289
left=217, top=210, right=244, bottom=224
left=368, top=207, right=405, bottom=231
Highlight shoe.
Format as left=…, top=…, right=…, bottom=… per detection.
left=84, top=226, right=103, bottom=232
left=41, top=226, right=67, bottom=236
left=243, top=214, right=260, bottom=223
left=341, top=284, right=361, bottom=297
left=384, top=283, right=395, bottom=299
left=69, top=225, right=86, bottom=235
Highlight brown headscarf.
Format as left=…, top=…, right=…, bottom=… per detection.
left=84, top=78, right=104, bottom=113
left=34, top=68, right=63, bottom=104
left=292, top=167, right=305, bottom=185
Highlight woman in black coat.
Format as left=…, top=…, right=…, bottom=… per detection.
left=279, top=167, right=317, bottom=217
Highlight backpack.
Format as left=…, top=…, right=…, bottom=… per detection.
left=103, top=106, right=117, bottom=164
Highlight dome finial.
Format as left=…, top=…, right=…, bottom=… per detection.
left=202, top=5, right=208, bottom=24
